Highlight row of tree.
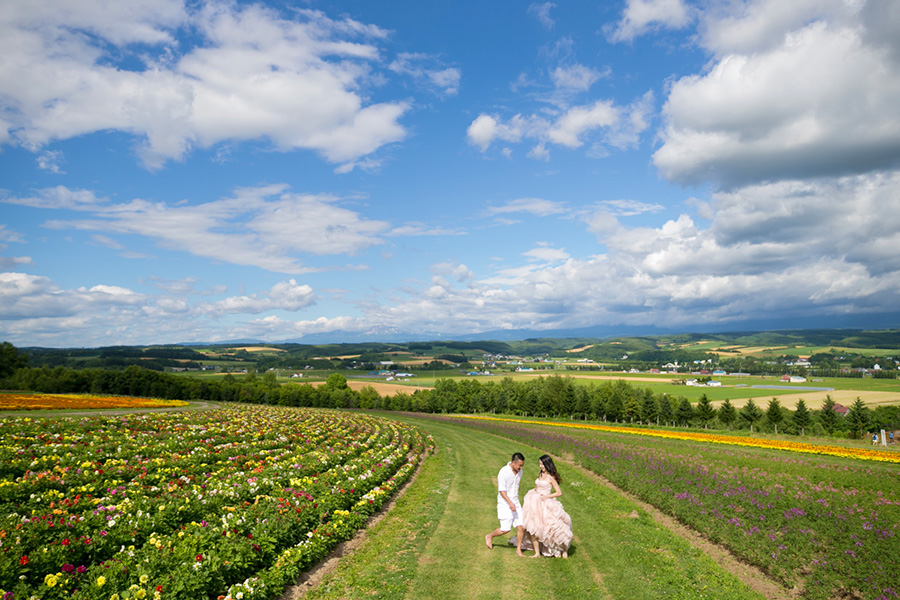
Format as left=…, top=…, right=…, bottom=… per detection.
left=3, top=344, right=896, bottom=438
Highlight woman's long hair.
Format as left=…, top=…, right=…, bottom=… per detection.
left=539, top=454, right=562, bottom=484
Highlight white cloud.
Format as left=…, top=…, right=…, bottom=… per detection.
left=36, top=150, right=65, bottom=173
left=599, top=199, right=665, bottom=217
left=654, top=4, right=900, bottom=186
left=203, top=279, right=316, bottom=314
left=0, top=0, right=410, bottom=170
left=387, top=222, right=466, bottom=237
left=468, top=94, right=651, bottom=156
left=0, top=225, right=25, bottom=246
left=524, top=243, right=570, bottom=262
left=486, top=198, right=568, bottom=217
left=388, top=52, right=461, bottom=96
left=608, top=0, right=691, bottom=42
left=2, top=184, right=392, bottom=274
left=550, top=64, right=607, bottom=92
left=528, top=3, right=556, bottom=29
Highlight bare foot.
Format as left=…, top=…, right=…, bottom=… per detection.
left=484, top=534, right=493, bottom=550
left=562, top=551, right=568, bottom=559
left=531, top=552, right=541, bottom=558
left=516, top=549, right=526, bottom=557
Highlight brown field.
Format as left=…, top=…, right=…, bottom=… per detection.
left=711, top=390, right=900, bottom=410
left=566, top=345, right=595, bottom=353
left=549, top=373, right=681, bottom=384
left=725, top=346, right=789, bottom=355
left=394, top=358, right=456, bottom=366
left=231, top=346, right=286, bottom=352
left=309, top=380, right=424, bottom=396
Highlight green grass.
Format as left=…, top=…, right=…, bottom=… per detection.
left=303, top=414, right=768, bottom=600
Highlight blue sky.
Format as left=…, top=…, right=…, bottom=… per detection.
left=2, top=0, right=900, bottom=347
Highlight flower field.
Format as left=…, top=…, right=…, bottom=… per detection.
left=0, top=393, right=189, bottom=411
left=455, top=415, right=900, bottom=464
left=434, top=415, right=900, bottom=600
left=0, top=406, right=431, bottom=600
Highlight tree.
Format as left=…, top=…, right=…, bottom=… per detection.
left=675, top=397, right=694, bottom=426
left=639, top=390, right=658, bottom=425
left=765, top=398, right=784, bottom=434
left=818, top=395, right=841, bottom=434
left=740, top=399, right=764, bottom=433
left=358, top=385, right=379, bottom=409
left=845, top=397, right=872, bottom=439
left=324, top=373, right=349, bottom=390
left=793, top=399, right=812, bottom=436
left=574, top=387, right=592, bottom=420
left=658, top=394, right=674, bottom=426
left=695, top=394, right=716, bottom=429
left=624, top=396, right=641, bottom=423
left=0, top=342, right=28, bottom=380
left=718, top=398, right=737, bottom=430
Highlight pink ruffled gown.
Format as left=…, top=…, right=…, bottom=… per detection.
left=521, top=477, right=573, bottom=557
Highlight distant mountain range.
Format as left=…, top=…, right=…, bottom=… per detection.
left=179, top=311, right=900, bottom=346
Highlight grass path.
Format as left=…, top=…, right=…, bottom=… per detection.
left=302, top=414, right=769, bottom=600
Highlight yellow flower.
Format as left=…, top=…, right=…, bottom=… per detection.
left=111, top=595, right=121, bottom=600
left=45, top=574, right=58, bottom=587
left=139, top=574, right=149, bottom=584
left=135, top=589, right=147, bottom=599
left=97, top=575, right=107, bottom=586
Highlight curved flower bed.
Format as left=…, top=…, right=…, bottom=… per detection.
left=0, top=392, right=189, bottom=411
left=0, top=406, right=432, bottom=600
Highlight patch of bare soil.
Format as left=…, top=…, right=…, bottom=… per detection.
left=307, top=380, right=427, bottom=396
left=713, top=390, right=900, bottom=409
left=558, top=458, right=802, bottom=600
left=276, top=453, right=428, bottom=600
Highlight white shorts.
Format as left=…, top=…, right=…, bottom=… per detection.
left=497, top=501, right=523, bottom=531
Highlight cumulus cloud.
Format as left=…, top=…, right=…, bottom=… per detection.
left=0, top=272, right=324, bottom=346
left=607, top=0, right=692, bottom=42
left=202, top=279, right=316, bottom=314
left=468, top=93, right=651, bottom=156
left=550, top=64, right=608, bottom=92
left=654, top=2, right=900, bottom=187
left=0, top=0, right=410, bottom=170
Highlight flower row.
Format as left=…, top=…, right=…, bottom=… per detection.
left=434, top=414, right=899, bottom=600
left=0, top=406, right=432, bottom=600
left=0, top=393, right=189, bottom=411
left=455, top=415, right=900, bottom=463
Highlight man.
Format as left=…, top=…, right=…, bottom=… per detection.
left=484, top=452, right=525, bottom=550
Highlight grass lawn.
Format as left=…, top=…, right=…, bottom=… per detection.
left=302, top=414, right=769, bottom=600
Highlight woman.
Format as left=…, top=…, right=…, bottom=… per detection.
left=517, top=454, right=573, bottom=558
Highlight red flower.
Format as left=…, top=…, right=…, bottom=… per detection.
left=20, top=555, right=29, bottom=565
left=156, top=586, right=163, bottom=592
left=61, top=538, right=70, bottom=546
left=196, top=554, right=203, bottom=562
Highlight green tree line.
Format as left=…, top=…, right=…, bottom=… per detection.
left=2, top=342, right=897, bottom=438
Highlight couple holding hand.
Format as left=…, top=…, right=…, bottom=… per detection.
left=484, top=452, right=573, bottom=558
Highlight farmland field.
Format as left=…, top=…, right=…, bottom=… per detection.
left=0, top=392, right=190, bottom=411
left=0, top=406, right=430, bottom=600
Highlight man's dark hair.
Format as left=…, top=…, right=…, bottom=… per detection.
left=511, top=452, right=525, bottom=462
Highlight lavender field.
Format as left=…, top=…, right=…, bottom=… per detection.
left=428, top=415, right=899, bottom=600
